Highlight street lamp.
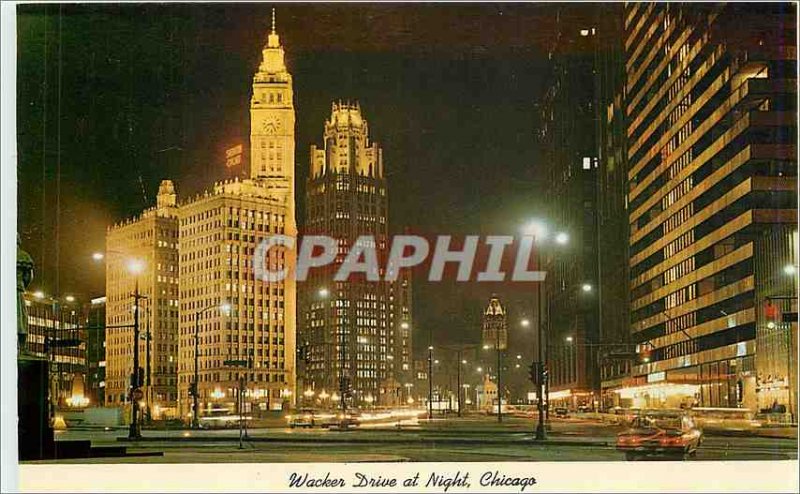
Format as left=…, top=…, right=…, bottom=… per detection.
left=192, top=301, right=230, bottom=429
left=91, top=252, right=105, bottom=261
left=565, top=336, right=574, bottom=343
left=127, top=258, right=146, bottom=440
left=581, top=283, right=593, bottom=293
left=520, top=318, right=530, bottom=328
left=783, top=264, right=797, bottom=276
left=521, top=218, right=569, bottom=441
left=427, top=345, right=434, bottom=419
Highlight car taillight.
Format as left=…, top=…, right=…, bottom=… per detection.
left=659, top=436, right=683, bottom=446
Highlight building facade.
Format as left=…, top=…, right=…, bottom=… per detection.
left=85, top=296, right=107, bottom=406
left=23, top=293, right=87, bottom=408
left=301, top=102, right=396, bottom=406
left=176, top=19, right=297, bottom=419
left=105, top=180, right=180, bottom=418
left=594, top=7, right=633, bottom=407
left=177, top=179, right=297, bottom=418
left=623, top=3, right=797, bottom=412
left=536, top=6, right=605, bottom=410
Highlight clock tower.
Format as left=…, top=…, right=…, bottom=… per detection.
left=250, top=8, right=295, bottom=210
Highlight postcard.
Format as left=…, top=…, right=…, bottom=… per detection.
left=2, top=1, right=798, bottom=492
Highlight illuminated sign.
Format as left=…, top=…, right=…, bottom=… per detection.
left=647, top=371, right=665, bottom=383
left=225, top=144, right=243, bottom=168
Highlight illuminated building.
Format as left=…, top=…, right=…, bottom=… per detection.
left=302, top=101, right=408, bottom=404
left=104, top=180, right=180, bottom=417
left=623, top=4, right=797, bottom=413
left=85, top=296, right=107, bottom=405
left=481, top=296, right=508, bottom=351
left=176, top=16, right=297, bottom=418
left=23, top=292, right=86, bottom=408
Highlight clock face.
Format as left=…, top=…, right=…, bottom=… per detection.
left=261, top=116, right=280, bottom=134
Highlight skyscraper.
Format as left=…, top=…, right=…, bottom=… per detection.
left=594, top=8, right=631, bottom=408
left=176, top=15, right=297, bottom=419
left=301, top=102, right=398, bottom=406
left=536, top=6, right=606, bottom=411
left=105, top=180, right=180, bottom=418
left=623, top=3, right=797, bottom=414
left=481, top=296, right=508, bottom=351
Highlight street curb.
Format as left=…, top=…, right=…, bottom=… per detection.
left=116, top=436, right=610, bottom=447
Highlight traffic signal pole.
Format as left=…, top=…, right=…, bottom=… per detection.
left=535, top=248, right=546, bottom=440
left=128, top=278, right=144, bottom=440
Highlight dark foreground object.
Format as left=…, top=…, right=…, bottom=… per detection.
left=18, top=358, right=162, bottom=461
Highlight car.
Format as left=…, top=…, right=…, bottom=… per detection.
left=554, top=407, right=569, bottom=418
left=616, top=410, right=703, bottom=461
left=287, top=409, right=318, bottom=428
left=319, top=411, right=360, bottom=429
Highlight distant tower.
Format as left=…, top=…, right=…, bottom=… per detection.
left=250, top=8, right=295, bottom=214
left=482, top=296, right=508, bottom=351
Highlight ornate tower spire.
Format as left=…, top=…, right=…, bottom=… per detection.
left=267, top=7, right=280, bottom=48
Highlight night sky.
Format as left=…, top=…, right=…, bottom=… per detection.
left=17, top=3, right=598, bottom=358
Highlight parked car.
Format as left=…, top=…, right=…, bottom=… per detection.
left=554, top=407, right=569, bottom=418
left=616, top=410, right=703, bottom=460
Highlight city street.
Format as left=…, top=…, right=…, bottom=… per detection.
left=34, top=416, right=798, bottom=464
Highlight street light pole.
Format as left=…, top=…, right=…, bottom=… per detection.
left=457, top=350, right=462, bottom=418
left=129, top=277, right=144, bottom=440
left=193, top=309, right=201, bottom=429
left=428, top=346, right=433, bottom=420
left=496, top=323, right=502, bottom=423
left=145, top=302, right=152, bottom=423
left=535, top=247, right=546, bottom=441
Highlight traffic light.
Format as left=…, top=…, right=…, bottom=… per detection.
left=528, top=362, right=542, bottom=385
left=765, top=301, right=781, bottom=328
left=130, top=367, right=145, bottom=387
left=528, top=362, right=548, bottom=385
left=638, top=347, right=652, bottom=364
left=339, top=376, right=352, bottom=396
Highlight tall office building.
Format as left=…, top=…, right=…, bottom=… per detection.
left=623, top=4, right=797, bottom=413
left=594, top=8, right=632, bottom=408
left=302, top=102, right=403, bottom=406
left=536, top=6, right=606, bottom=410
left=176, top=17, right=297, bottom=418
left=105, top=180, right=180, bottom=418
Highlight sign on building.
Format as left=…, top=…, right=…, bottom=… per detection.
left=225, top=144, right=243, bottom=168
